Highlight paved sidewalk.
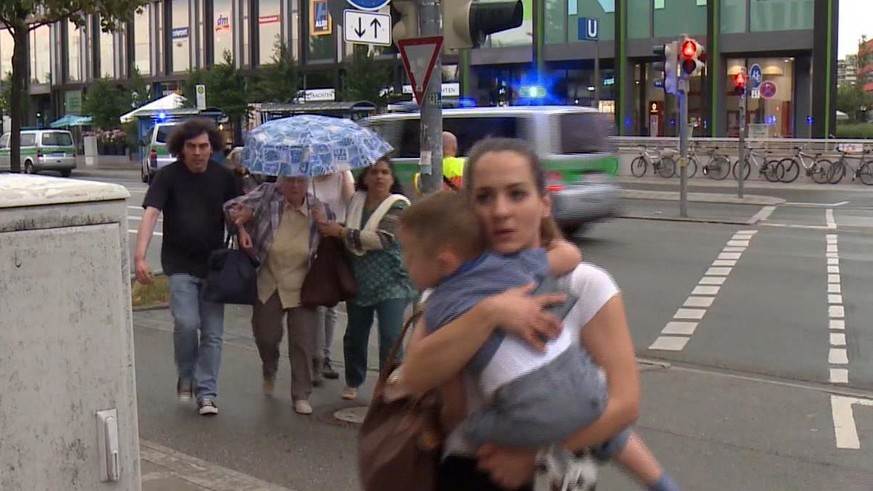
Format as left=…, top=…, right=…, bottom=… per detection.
left=142, top=440, right=294, bottom=491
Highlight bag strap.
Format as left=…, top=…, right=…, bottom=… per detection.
left=380, top=309, right=423, bottom=382
left=442, top=175, right=458, bottom=190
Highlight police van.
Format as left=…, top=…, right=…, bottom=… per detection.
left=0, top=129, right=77, bottom=177
left=363, top=106, right=620, bottom=235
left=140, top=122, right=179, bottom=183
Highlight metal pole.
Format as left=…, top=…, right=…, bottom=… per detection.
left=593, top=41, right=600, bottom=109
left=678, top=77, right=688, bottom=218
left=737, top=87, right=747, bottom=199
left=418, top=0, right=443, bottom=194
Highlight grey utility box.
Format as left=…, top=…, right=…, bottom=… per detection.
left=0, top=175, right=141, bottom=490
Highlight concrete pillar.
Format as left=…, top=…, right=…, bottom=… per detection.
left=811, top=0, right=838, bottom=138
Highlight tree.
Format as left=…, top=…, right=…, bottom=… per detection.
left=343, top=46, right=391, bottom=106
left=127, top=66, right=151, bottom=111
left=82, top=78, right=128, bottom=129
left=183, top=51, right=249, bottom=146
left=836, top=84, right=870, bottom=122
left=0, top=0, right=148, bottom=172
left=250, top=38, right=299, bottom=104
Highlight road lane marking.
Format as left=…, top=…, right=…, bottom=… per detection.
left=683, top=296, right=714, bottom=308
left=826, top=232, right=850, bottom=385
left=826, top=209, right=836, bottom=229
left=749, top=205, right=776, bottom=223
left=674, top=308, right=706, bottom=320
left=830, top=369, right=849, bottom=384
left=661, top=322, right=698, bottom=335
left=650, top=230, right=755, bottom=352
left=831, top=395, right=873, bottom=449
left=692, top=285, right=720, bottom=295
left=648, top=336, right=689, bottom=351
left=829, top=348, right=848, bottom=364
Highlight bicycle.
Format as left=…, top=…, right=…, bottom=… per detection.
left=688, top=142, right=731, bottom=180
left=630, top=146, right=676, bottom=178
left=779, top=146, right=832, bottom=184
left=732, top=147, right=782, bottom=182
left=827, top=147, right=873, bottom=185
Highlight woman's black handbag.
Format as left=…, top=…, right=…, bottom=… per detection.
left=203, top=234, right=260, bottom=305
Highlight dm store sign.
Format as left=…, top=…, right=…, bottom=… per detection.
left=310, top=0, right=332, bottom=36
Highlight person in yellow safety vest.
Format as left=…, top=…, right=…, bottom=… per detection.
left=413, top=131, right=465, bottom=195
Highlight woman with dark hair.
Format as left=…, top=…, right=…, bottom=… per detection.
left=316, top=157, right=416, bottom=401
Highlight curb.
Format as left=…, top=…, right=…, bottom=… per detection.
left=621, top=189, right=785, bottom=206
left=618, top=214, right=752, bottom=226
left=141, top=440, right=295, bottom=491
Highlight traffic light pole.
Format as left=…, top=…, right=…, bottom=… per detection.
left=737, top=89, right=747, bottom=199
left=678, top=77, right=689, bottom=218
left=418, top=0, right=443, bottom=194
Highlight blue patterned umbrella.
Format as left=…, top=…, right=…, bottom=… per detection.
left=242, top=115, right=393, bottom=177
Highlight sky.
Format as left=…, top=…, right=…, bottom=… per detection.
left=838, top=0, right=870, bottom=58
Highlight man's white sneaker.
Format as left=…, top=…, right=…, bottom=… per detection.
left=294, top=400, right=313, bottom=415
left=198, top=398, right=219, bottom=416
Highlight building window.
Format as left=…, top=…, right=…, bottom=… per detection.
left=750, top=0, right=813, bottom=32
left=30, top=26, right=51, bottom=84
left=66, top=22, right=82, bottom=82
left=726, top=57, right=795, bottom=137
left=628, top=0, right=651, bottom=39
left=172, top=0, right=191, bottom=72
left=720, top=0, right=746, bottom=33
left=544, top=0, right=566, bottom=45
left=213, top=0, right=234, bottom=61
left=258, top=0, right=282, bottom=64
left=0, top=29, right=13, bottom=80
left=99, top=23, right=116, bottom=78
left=134, top=5, right=151, bottom=75
left=654, top=0, right=706, bottom=37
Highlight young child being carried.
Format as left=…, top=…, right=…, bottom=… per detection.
left=397, top=191, right=679, bottom=491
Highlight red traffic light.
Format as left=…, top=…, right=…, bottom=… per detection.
left=681, top=40, right=696, bottom=59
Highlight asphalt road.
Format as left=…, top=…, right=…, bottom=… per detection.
left=71, top=169, right=873, bottom=490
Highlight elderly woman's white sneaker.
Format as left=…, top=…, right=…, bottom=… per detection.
left=294, top=399, right=313, bottom=415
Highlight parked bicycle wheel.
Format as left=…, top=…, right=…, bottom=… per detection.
left=829, top=160, right=846, bottom=184
left=859, top=162, right=873, bottom=185
left=732, top=159, right=751, bottom=180
left=779, top=158, right=800, bottom=183
left=657, top=157, right=676, bottom=178
left=811, top=160, right=832, bottom=184
left=706, top=156, right=731, bottom=180
left=762, top=159, right=783, bottom=182
left=630, top=156, right=648, bottom=177
left=676, top=157, right=697, bottom=178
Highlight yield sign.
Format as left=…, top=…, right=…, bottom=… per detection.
left=397, top=36, right=443, bottom=104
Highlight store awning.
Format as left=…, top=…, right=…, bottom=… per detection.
left=50, top=114, right=93, bottom=128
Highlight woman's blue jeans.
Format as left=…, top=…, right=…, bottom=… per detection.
left=343, top=298, right=409, bottom=388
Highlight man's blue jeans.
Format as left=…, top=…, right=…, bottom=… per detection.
left=168, top=274, right=225, bottom=402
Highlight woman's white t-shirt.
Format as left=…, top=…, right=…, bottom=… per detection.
left=309, top=171, right=352, bottom=223
left=443, top=262, right=621, bottom=457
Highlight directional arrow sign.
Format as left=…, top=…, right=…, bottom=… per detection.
left=343, top=10, right=391, bottom=46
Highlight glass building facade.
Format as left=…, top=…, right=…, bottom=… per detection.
left=13, top=0, right=837, bottom=138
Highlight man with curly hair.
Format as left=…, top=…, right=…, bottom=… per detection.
left=134, top=118, right=241, bottom=416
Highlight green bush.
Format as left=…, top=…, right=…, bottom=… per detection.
left=835, top=123, right=873, bottom=139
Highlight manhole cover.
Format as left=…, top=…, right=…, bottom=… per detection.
left=313, top=401, right=368, bottom=428
left=334, top=406, right=369, bottom=424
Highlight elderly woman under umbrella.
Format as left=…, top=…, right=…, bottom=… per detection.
left=225, top=115, right=393, bottom=414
